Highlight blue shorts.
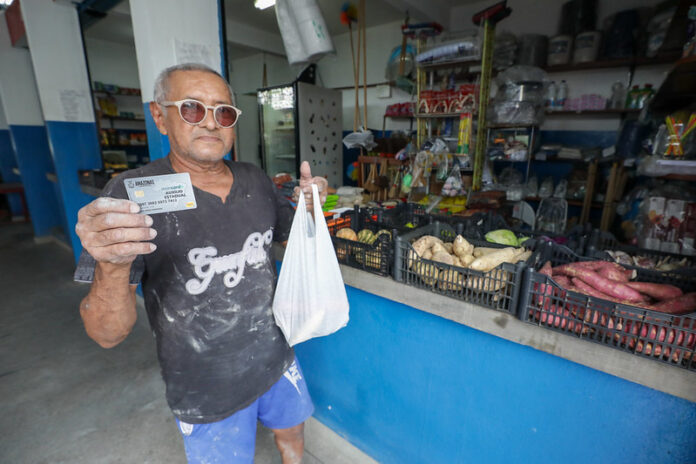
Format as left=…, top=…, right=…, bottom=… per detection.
left=175, top=358, right=314, bottom=464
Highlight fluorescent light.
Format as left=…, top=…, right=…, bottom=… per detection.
left=254, top=0, right=275, bottom=10
left=0, top=0, right=14, bottom=6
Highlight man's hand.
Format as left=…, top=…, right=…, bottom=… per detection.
left=292, top=161, right=328, bottom=213
left=75, top=197, right=157, bottom=265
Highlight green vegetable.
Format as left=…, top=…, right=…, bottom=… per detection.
left=516, top=236, right=530, bottom=246
left=485, top=229, right=519, bottom=247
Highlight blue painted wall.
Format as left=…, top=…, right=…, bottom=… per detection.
left=44, top=121, right=103, bottom=262
left=294, top=285, right=696, bottom=464
left=143, top=102, right=170, bottom=161
left=8, top=125, right=62, bottom=236
left=0, top=129, right=24, bottom=216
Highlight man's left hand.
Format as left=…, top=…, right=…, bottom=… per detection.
left=293, top=161, right=328, bottom=213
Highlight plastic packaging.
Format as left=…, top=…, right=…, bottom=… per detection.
left=545, top=81, right=557, bottom=109
left=441, top=163, right=466, bottom=197
left=489, top=66, right=549, bottom=124
left=273, top=184, right=349, bottom=346
left=638, top=84, right=655, bottom=109
left=535, top=197, right=568, bottom=234
left=556, top=80, right=568, bottom=109
left=416, top=35, right=481, bottom=64
left=275, top=0, right=335, bottom=66
left=539, top=176, right=554, bottom=198
left=553, top=179, right=568, bottom=199
left=573, top=31, right=601, bottom=63
left=625, top=85, right=640, bottom=109
left=526, top=176, right=539, bottom=197
left=609, top=81, right=626, bottom=109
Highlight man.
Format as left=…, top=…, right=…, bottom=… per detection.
left=74, top=63, right=328, bottom=464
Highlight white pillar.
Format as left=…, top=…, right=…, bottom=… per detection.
left=130, top=0, right=227, bottom=161
left=0, top=11, right=62, bottom=237
left=21, top=0, right=103, bottom=262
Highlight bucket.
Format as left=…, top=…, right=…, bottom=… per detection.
left=548, top=35, right=573, bottom=66
left=573, top=30, right=601, bottom=63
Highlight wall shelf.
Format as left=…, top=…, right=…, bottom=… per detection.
left=544, top=52, right=679, bottom=73
left=545, top=108, right=641, bottom=116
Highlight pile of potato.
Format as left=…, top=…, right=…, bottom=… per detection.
left=408, top=234, right=531, bottom=292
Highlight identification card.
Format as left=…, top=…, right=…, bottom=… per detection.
left=124, top=173, right=197, bottom=214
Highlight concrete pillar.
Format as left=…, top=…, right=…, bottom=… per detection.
left=0, top=95, right=24, bottom=219
left=130, top=0, right=228, bottom=161
left=0, top=11, right=62, bottom=237
left=20, top=0, right=103, bottom=262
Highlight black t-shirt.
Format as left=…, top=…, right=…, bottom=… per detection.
left=75, top=157, right=295, bottom=424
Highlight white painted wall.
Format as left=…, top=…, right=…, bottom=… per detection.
left=21, top=0, right=94, bottom=123
left=0, top=12, right=45, bottom=126
left=130, top=0, right=223, bottom=103
left=84, top=38, right=140, bottom=88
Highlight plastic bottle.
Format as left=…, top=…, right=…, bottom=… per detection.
left=545, top=81, right=557, bottom=109
left=610, top=81, right=625, bottom=109
left=626, top=85, right=640, bottom=109
left=556, top=80, right=568, bottom=109
left=639, top=83, right=655, bottom=109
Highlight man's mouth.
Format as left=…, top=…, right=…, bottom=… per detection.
left=195, top=135, right=221, bottom=143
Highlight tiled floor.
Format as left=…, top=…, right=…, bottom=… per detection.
left=0, top=223, right=375, bottom=463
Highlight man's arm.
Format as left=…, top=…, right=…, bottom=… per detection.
left=75, top=197, right=156, bottom=348
left=80, top=263, right=138, bottom=348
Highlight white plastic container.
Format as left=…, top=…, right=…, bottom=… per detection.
left=548, top=35, right=573, bottom=66
left=573, top=31, right=601, bottom=64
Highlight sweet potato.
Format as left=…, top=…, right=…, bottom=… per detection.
left=431, top=242, right=448, bottom=257
left=461, top=254, right=475, bottom=267
left=624, top=282, right=683, bottom=301
left=552, top=264, right=644, bottom=302
left=510, top=250, right=532, bottom=264
left=452, top=235, right=474, bottom=258
left=469, top=247, right=518, bottom=272
left=438, top=269, right=464, bottom=290
left=465, top=268, right=508, bottom=292
left=571, top=277, right=614, bottom=300
left=553, top=275, right=572, bottom=288
left=652, top=293, right=696, bottom=315
left=473, top=247, right=500, bottom=258
left=432, top=251, right=454, bottom=266
left=443, top=242, right=454, bottom=254
left=598, top=265, right=629, bottom=283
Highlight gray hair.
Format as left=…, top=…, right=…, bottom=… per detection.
left=153, top=63, right=236, bottom=106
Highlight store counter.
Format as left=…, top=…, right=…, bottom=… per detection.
left=274, top=245, right=696, bottom=464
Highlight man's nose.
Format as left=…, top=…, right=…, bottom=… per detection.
left=201, top=107, right=217, bottom=130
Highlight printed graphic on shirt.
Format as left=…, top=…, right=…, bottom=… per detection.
left=185, top=229, right=274, bottom=295
left=283, top=361, right=302, bottom=395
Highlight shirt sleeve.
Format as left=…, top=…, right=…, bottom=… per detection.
left=72, top=174, right=145, bottom=285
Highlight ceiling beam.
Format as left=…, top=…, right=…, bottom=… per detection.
left=380, top=0, right=451, bottom=27
left=225, top=19, right=285, bottom=57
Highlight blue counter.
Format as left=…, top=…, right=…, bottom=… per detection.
left=290, top=262, right=696, bottom=464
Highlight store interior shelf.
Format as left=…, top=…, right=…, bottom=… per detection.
left=543, top=52, right=680, bottom=73
left=417, top=58, right=481, bottom=70
left=384, top=114, right=413, bottom=119
left=486, top=123, right=537, bottom=129
left=93, top=89, right=141, bottom=97
left=516, top=196, right=602, bottom=208
left=99, top=115, right=145, bottom=122
left=545, top=108, right=641, bottom=116
left=415, top=112, right=472, bottom=119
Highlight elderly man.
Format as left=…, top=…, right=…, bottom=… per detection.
left=74, top=63, right=327, bottom=464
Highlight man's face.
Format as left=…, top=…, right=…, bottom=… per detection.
left=152, top=70, right=236, bottom=163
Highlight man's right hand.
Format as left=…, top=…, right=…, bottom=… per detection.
left=76, top=197, right=157, bottom=265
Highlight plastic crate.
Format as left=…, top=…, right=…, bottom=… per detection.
left=428, top=211, right=509, bottom=241
left=513, top=224, right=592, bottom=256
left=518, top=242, right=696, bottom=371
left=326, top=209, right=394, bottom=277
left=371, top=203, right=430, bottom=233
left=393, top=222, right=530, bottom=314
left=587, top=229, right=696, bottom=281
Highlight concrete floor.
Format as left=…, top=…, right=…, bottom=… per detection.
left=0, top=223, right=376, bottom=464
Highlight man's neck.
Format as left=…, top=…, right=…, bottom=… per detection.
left=168, top=152, right=230, bottom=178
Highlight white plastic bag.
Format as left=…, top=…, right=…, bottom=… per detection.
left=273, top=184, right=349, bottom=346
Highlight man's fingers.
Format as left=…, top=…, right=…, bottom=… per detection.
left=81, top=197, right=140, bottom=219
left=299, top=161, right=312, bottom=182
left=96, top=241, right=157, bottom=261
left=91, top=227, right=157, bottom=247
left=92, top=212, right=153, bottom=232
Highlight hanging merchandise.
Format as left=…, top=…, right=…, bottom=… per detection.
left=276, top=0, right=336, bottom=66
left=441, top=161, right=466, bottom=197
left=272, top=185, right=349, bottom=346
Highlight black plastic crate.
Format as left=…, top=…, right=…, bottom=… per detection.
left=428, top=211, right=509, bottom=241
left=371, top=203, right=430, bottom=233
left=518, top=242, right=696, bottom=371
left=326, top=209, right=395, bottom=277
left=393, top=222, right=530, bottom=314
left=512, top=224, right=592, bottom=256
left=587, top=229, right=696, bottom=281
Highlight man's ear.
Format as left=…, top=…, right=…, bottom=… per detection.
left=149, top=101, right=168, bottom=136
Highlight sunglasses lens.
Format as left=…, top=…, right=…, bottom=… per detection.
left=215, top=106, right=238, bottom=127
left=179, top=100, right=206, bottom=124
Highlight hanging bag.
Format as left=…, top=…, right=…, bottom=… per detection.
left=272, top=184, right=350, bottom=346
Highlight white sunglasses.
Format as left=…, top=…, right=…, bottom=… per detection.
left=159, top=98, right=242, bottom=128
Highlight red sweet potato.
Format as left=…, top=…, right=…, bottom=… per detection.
left=553, top=275, right=572, bottom=288
left=624, top=282, right=683, bottom=301
left=598, top=265, right=629, bottom=283
left=652, top=293, right=696, bottom=315
left=553, top=264, right=644, bottom=302
left=571, top=277, right=614, bottom=300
